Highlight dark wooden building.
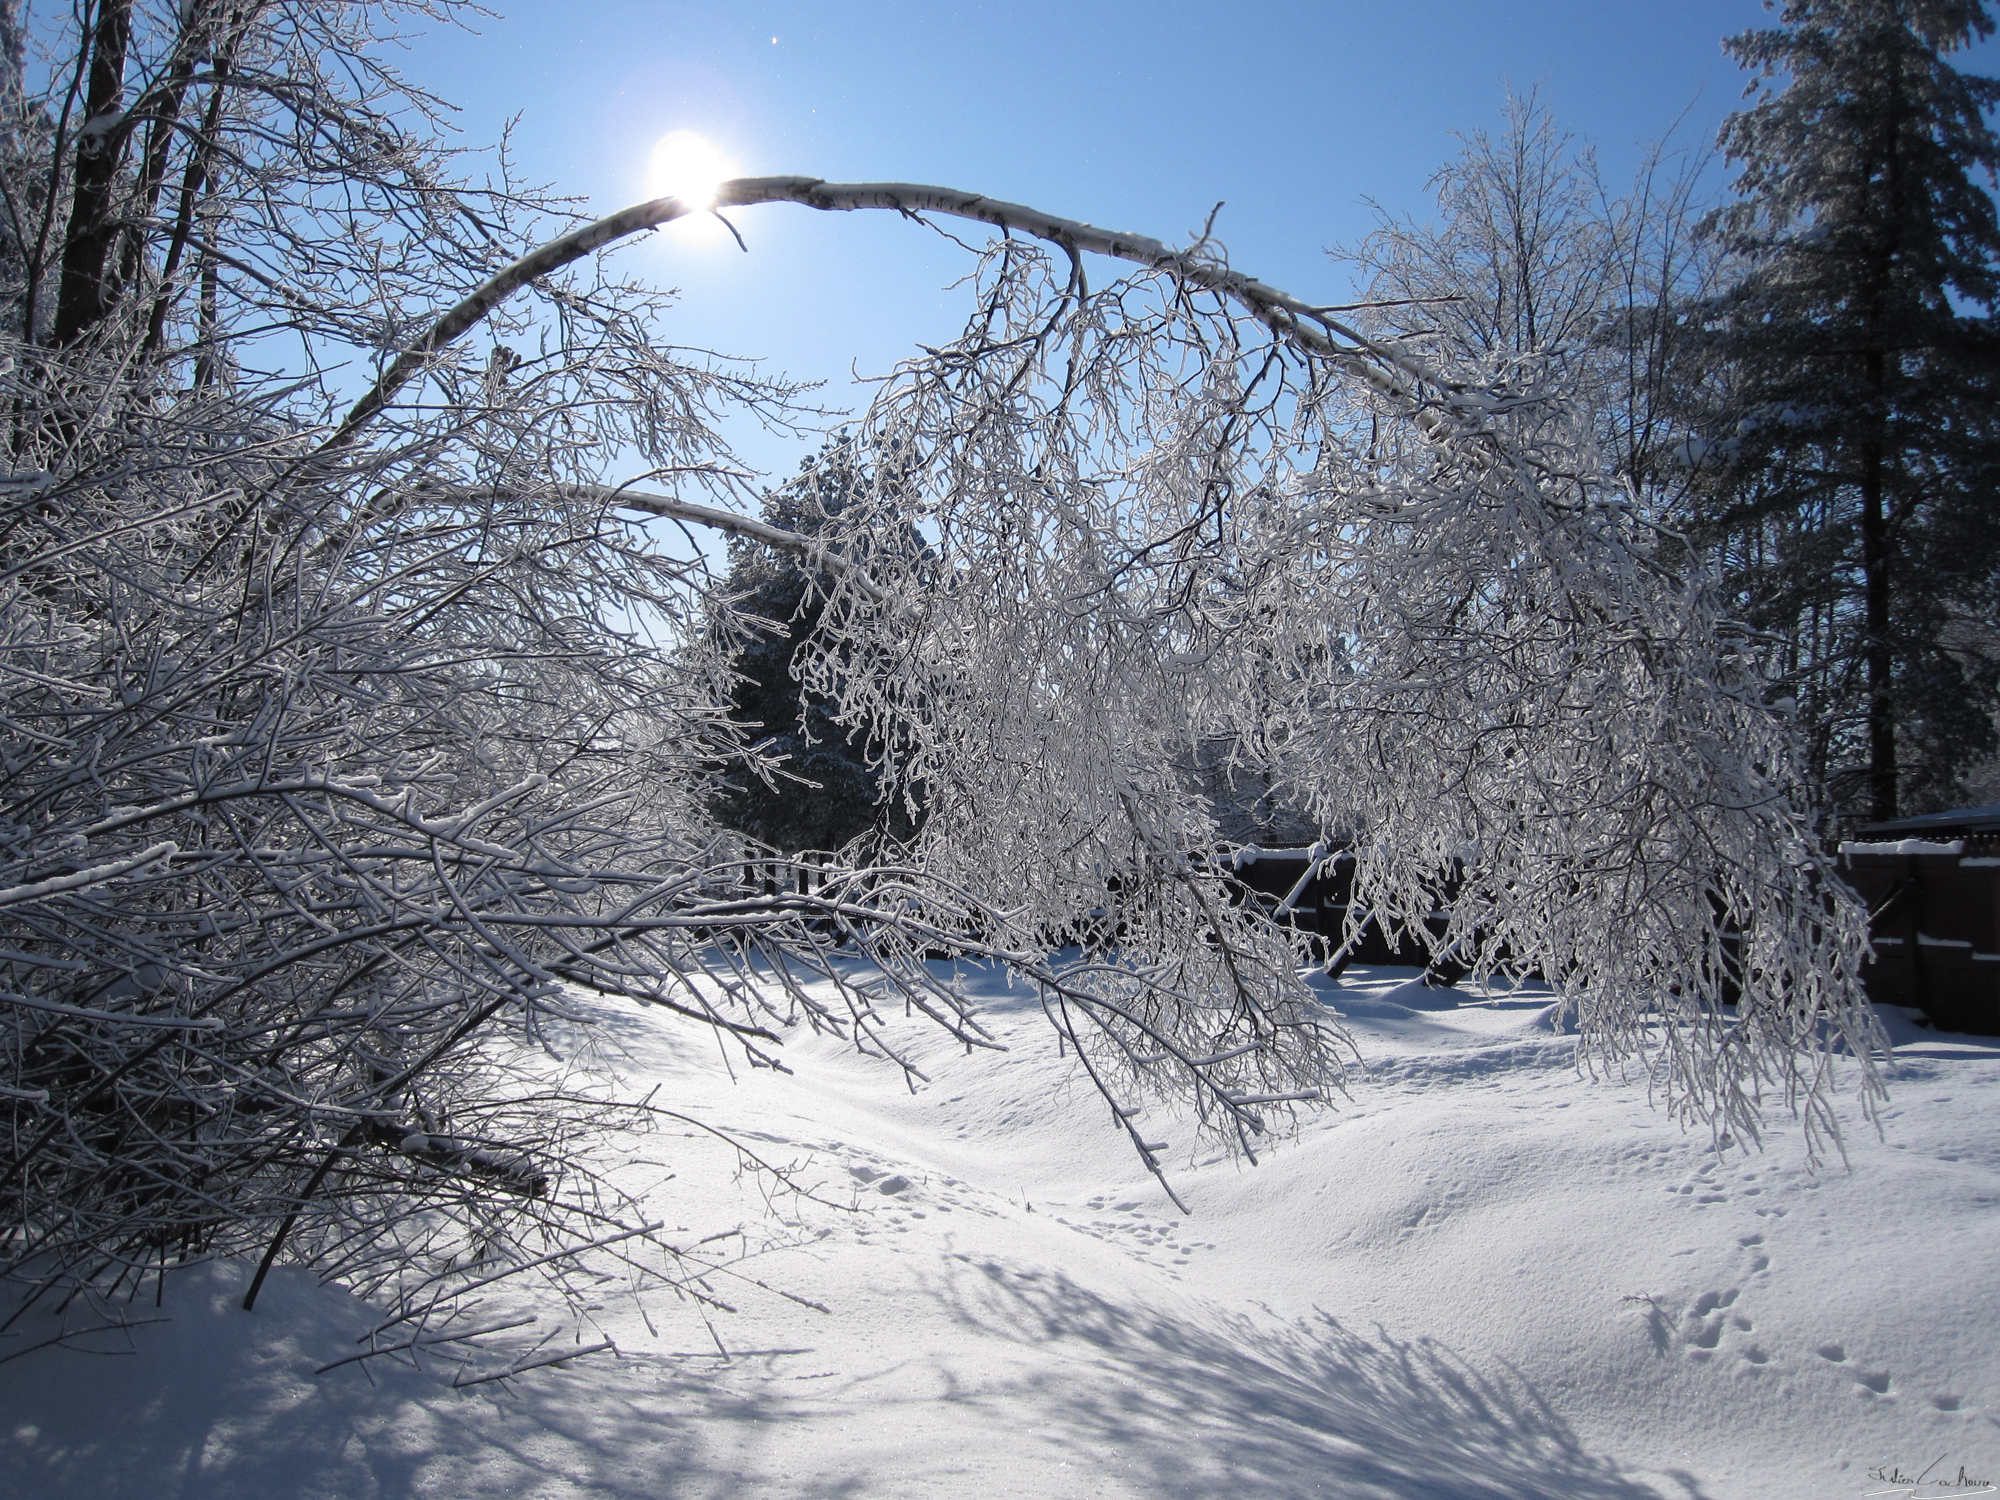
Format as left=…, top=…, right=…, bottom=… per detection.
left=1840, top=804, right=2000, bottom=1036
left=1222, top=845, right=1452, bottom=974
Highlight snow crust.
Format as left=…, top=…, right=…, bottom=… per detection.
left=1839, top=839, right=1968, bottom=855
left=3, top=964, right=1996, bottom=1499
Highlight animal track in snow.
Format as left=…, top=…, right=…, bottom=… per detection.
left=1806, top=1342, right=1893, bottom=1396
left=837, top=1163, right=1007, bottom=1240
left=1050, top=1195, right=1218, bottom=1270
left=1681, top=1288, right=1741, bottom=1353
left=1666, top=1160, right=1799, bottom=1213
left=1667, top=1161, right=1732, bottom=1206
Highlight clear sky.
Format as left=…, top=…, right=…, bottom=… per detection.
left=398, top=0, right=2000, bottom=482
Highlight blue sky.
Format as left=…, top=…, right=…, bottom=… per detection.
left=400, top=0, right=1999, bottom=480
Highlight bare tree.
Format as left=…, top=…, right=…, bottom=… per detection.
left=1336, top=89, right=1727, bottom=512
left=0, top=2, right=1881, bottom=1361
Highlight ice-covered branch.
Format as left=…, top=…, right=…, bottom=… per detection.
left=326, top=177, right=1461, bottom=455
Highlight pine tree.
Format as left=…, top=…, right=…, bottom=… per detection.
left=1698, top=0, right=2000, bottom=823
left=710, top=438, right=918, bottom=853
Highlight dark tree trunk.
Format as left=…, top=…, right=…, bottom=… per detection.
left=50, top=0, right=132, bottom=347
left=1860, top=431, right=1896, bottom=822
left=142, top=65, right=231, bottom=359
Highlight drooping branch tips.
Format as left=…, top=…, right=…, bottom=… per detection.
left=303, top=166, right=1883, bottom=1166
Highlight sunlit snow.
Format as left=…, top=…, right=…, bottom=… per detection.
left=4, top=965, right=1995, bottom=1498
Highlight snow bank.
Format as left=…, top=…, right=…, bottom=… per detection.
left=3, top=966, right=1995, bottom=1499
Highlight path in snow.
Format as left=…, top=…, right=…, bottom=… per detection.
left=2, top=963, right=1996, bottom=1499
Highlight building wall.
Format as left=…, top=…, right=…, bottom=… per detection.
left=1839, top=838, right=2000, bottom=1035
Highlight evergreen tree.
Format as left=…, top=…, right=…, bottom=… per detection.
left=1697, top=0, right=2000, bottom=823
left=710, top=438, right=918, bottom=852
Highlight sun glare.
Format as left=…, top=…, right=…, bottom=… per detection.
left=648, top=131, right=732, bottom=210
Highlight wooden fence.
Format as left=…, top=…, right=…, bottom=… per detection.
left=1838, top=810, right=2000, bottom=1035
left=1219, top=846, right=1460, bottom=979
left=1231, top=830, right=2000, bottom=1036
left=736, top=833, right=2000, bottom=1036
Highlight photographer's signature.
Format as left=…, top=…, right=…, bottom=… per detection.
left=1866, top=1456, right=1996, bottom=1497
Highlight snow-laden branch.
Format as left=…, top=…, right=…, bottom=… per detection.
left=452, top=482, right=893, bottom=602
left=0, top=842, right=177, bottom=909
left=325, top=177, right=1460, bottom=455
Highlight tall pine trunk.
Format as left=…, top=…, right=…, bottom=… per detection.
left=1860, top=432, right=1897, bottom=821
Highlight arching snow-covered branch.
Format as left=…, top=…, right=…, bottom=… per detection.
left=328, top=176, right=1465, bottom=454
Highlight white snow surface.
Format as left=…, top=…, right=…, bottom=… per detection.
left=3, top=963, right=1997, bottom=1499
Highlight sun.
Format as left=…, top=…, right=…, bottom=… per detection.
left=647, top=131, right=732, bottom=210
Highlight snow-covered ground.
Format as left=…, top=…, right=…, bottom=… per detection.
left=3, top=963, right=1997, bottom=1499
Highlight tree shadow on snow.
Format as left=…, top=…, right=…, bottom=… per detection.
left=927, top=1256, right=1711, bottom=1500
left=0, top=1254, right=1714, bottom=1499
left=0, top=1261, right=803, bottom=1500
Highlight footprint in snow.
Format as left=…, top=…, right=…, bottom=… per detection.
left=1810, top=1343, right=1893, bottom=1396
left=846, top=1164, right=913, bottom=1195
left=1667, top=1164, right=1730, bottom=1205
left=1061, top=1196, right=1213, bottom=1268
left=1681, top=1288, right=1742, bottom=1357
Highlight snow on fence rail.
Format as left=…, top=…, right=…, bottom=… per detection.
left=1839, top=811, right=2000, bottom=1035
